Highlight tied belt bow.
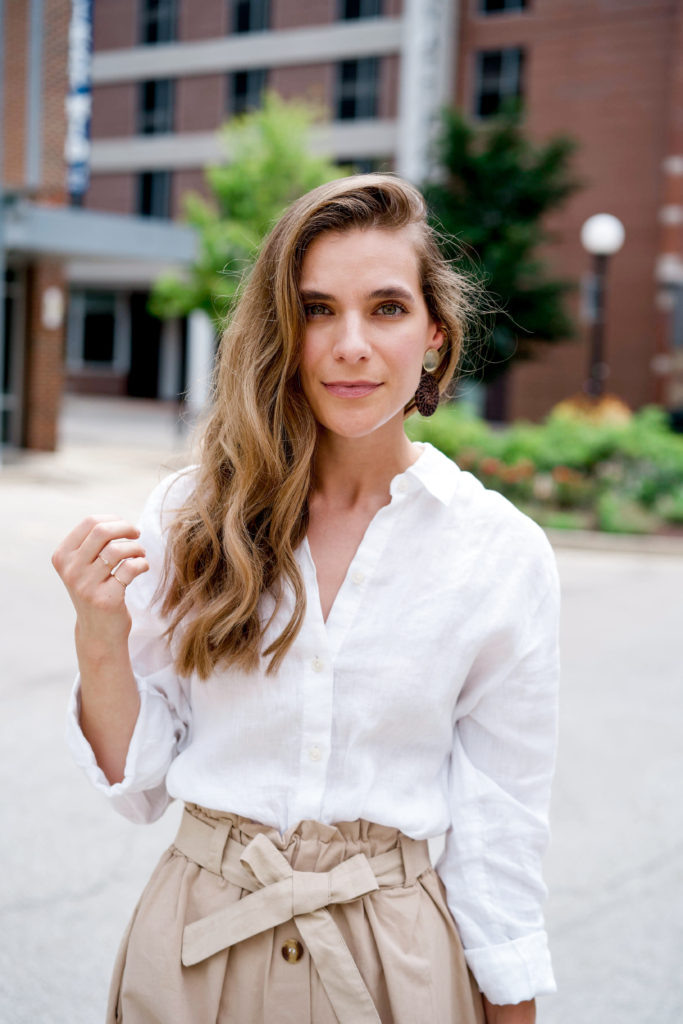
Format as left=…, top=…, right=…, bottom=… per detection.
left=175, top=809, right=430, bottom=1024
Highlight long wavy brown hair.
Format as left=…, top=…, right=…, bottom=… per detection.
left=161, top=174, right=475, bottom=678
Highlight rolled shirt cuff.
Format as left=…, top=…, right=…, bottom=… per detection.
left=65, top=677, right=174, bottom=823
left=464, top=930, right=557, bottom=1005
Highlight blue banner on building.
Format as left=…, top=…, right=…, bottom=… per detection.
left=65, top=0, right=93, bottom=197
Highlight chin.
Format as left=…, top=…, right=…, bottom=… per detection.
left=317, top=409, right=405, bottom=441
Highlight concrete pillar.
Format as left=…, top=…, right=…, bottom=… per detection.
left=396, top=0, right=456, bottom=184
left=186, top=308, right=215, bottom=415
left=158, top=316, right=182, bottom=401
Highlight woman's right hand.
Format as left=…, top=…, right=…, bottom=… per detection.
left=53, top=515, right=150, bottom=783
left=52, top=515, right=150, bottom=651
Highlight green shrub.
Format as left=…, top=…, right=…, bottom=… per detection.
left=596, top=492, right=659, bottom=535
left=407, top=401, right=683, bottom=534
left=655, top=486, right=683, bottom=525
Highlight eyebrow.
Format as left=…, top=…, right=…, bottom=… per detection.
left=300, top=286, right=416, bottom=302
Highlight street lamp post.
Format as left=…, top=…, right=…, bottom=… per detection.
left=580, top=213, right=625, bottom=399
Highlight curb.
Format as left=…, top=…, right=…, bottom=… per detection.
left=544, top=527, right=683, bottom=557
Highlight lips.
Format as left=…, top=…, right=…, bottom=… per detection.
left=323, top=381, right=381, bottom=398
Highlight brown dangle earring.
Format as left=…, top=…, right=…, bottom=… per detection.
left=414, top=348, right=441, bottom=417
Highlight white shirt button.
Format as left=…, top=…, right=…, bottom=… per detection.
left=396, top=479, right=408, bottom=493
left=351, top=571, right=365, bottom=585
left=308, top=745, right=322, bottom=762
left=312, top=657, right=324, bottom=673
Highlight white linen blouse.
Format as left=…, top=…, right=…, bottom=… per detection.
left=66, top=441, right=560, bottom=1006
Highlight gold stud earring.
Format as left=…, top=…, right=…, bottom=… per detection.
left=422, top=348, right=441, bottom=373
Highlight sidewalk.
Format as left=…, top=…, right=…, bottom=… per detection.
left=1, top=395, right=681, bottom=1024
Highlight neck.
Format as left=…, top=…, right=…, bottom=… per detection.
left=311, top=419, right=418, bottom=508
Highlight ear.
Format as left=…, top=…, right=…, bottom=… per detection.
left=427, top=321, right=446, bottom=352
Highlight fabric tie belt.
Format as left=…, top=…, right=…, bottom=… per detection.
left=174, top=807, right=431, bottom=1024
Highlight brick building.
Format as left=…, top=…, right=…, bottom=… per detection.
left=1, top=0, right=195, bottom=451
left=455, top=0, right=683, bottom=422
left=2, top=0, right=683, bottom=450
left=70, top=0, right=453, bottom=408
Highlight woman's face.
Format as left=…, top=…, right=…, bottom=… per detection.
left=298, top=226, right=443, bottom=442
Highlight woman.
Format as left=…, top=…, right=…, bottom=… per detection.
left=53, top=175, right=560, bottom=1024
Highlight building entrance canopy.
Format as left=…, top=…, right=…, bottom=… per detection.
left=5, top=199, right=197, bottom=267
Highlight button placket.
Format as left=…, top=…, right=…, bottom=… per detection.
left=291, top=614, right=334, bottom=823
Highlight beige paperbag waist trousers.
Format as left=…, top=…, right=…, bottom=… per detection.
left=108, top=804, right=485, bottom=1024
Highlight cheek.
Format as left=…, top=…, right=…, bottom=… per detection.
left=393, top=335, right=428, bottom=377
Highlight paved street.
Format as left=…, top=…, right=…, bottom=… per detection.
left=1, top=395, right=681, bottom=1024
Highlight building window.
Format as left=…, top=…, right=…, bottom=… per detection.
left=479, top=0, right=526, bottom=13
left=232, top=0, right=269, bottom=33
left=336, top=59, right=379, bottom=120
left=137, top=171, right=172, bottom=218
left=138, top=80, right=174, bottom=135
left=339, top=157, right=384, bottom=174
left=140, top=0, right=177, bottom=43
left=82, top=292, right=116, bottom=364
left=473, top=48, right=524, bottom=118
left=227, top=69, right=268, bottom=115
left=338, top=0, right=382, bottom=18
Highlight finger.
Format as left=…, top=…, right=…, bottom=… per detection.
left=56, top=515, right=121, bottom=555
left=52, top=515, right=121, bottom=574
left=108, top=556, right=149, bottom=590
left=98, top=539, right=146, bottom=571
left=79, top=519, right=141, bottom=565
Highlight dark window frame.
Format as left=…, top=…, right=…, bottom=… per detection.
left=226, top=68, right=268, bottom=116
left=472, top=47, right=525, bottom=118
left=137, top=170, right=173, bottom=218
left=139, top=0, right=177, bottom=44
left=232, top=0, right=270, bottom=33
left=82, top=291, right=117, bottom=365
left=338, top=0, right=382, bottom=19
left=336, top=58, right=380, bottom=121
left=477, top=0, right=527, bottom=14
left=138, top=79, right=175, bottom=135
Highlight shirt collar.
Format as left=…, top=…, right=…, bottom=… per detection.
left=402, top=442, right=460, bottom=506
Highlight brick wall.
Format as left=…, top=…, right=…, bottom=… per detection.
left=23, top=261, right=66, bottom=451
left=272, top=0, right=335, bottom=31
left=457, top=0, right=677, bottom=420
left=90, top=83, right=137, bottom=139
left=92, top=0, right=137, bottom=51
left=41, top=0, right=70, bottom=202
left=270, top=64, right=333, bottom=108
left=3, top=0, right=28, bottom=188
left=85, top=173, right=136, bottom=215
left=178, top=0, right=227, bottom=40
left=173, top=169, right=208, bottom=217
left=176, top=75, right=225, bottom=133
left=379, top=54, right=399, bottom=120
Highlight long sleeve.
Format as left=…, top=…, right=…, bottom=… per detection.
left=65, top=471, right=194, bottom=824
left=437, top=532, right=561, bottom=1005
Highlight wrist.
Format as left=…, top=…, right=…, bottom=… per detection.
left=483, top=997, right=536, bottom=1024
left=75, top=621, right=129, bottom=664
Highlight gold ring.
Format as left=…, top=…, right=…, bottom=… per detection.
left=112, top=571, right=127, bottom=589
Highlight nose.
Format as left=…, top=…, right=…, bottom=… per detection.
left=332, top=313, right=371, bottom=362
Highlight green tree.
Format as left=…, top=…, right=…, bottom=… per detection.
left=149, top=93, right=345, bottom=324
left=423, top=107, right=580, bottom=391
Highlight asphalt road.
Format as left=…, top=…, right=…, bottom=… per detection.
left=1, top=396, right=681, bottom=1024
